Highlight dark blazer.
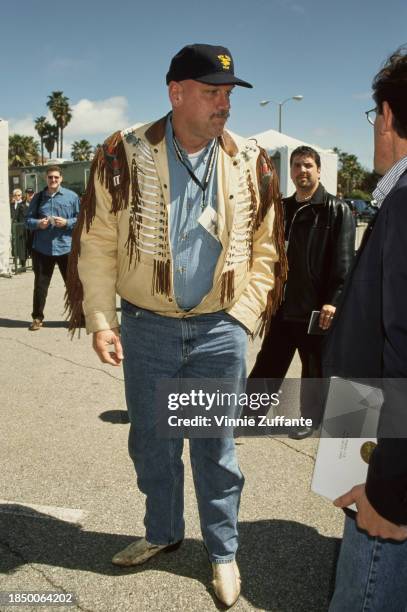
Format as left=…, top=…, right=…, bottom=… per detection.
left=323, top=169, right=407, bottom=524
left=10, top=200, right=28, bottom=223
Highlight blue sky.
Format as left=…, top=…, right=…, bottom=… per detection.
left=2, top=0, right=406, bottom=170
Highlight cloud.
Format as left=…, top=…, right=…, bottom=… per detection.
left=47, top=57, right=91, bottom=72
left=65, top=96, right=130, bottom=137
left=9, top=116, right=37, bottom=137
left=8, top=96, right=132, bottom=158
left=352, top=92, right=372, bottom=101
left=274, top=0, right=305, bottom=14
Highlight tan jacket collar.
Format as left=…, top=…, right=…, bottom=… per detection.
left=144, top=114, right=239, bottom=157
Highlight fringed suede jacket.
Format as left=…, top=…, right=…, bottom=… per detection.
left=66, top=117, right=287, bottom=335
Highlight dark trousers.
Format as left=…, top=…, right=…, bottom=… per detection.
left=249, top=314, right=324, bottom=424
left=31, top=249, right=69, bottom=321
left=11, top=222, right=28, bottom=267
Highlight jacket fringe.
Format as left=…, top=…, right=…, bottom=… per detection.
left=220, top=269, right=235, bottom=306
left=98, top=132, right=130, bottom=214
left=125, top=158, right=142, bottom=267
left=256, top=149, right=288, bottom=336
left=255, top=148, right=278, bottom=230
left=152, top=259, right=172, bottom=296
left=65, top=131, right=129, bottom=334
left=246, top=172, right=257, bottom=270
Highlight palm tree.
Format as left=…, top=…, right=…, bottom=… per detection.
left=57, top=98, right=72, bottom=158
left=34, top=116, right=48, bottom=164
left=43, top=124, right=59, bottom=159
left=71, top=139, right=93, bottom=161
left=333, top=147, right=366, bottom=196
left=47, top=91, right=63, bottom=155
left=9, top=134, right=40, bottom=167
left=47, top=91, right=72, bottom=157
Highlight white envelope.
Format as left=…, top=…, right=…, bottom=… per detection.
left=311, top=377, right=383, bottom=510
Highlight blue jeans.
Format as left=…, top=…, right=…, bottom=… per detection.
left=329, top=515, right=407, bottom=611
left=120, top=300, right=247, bottom=563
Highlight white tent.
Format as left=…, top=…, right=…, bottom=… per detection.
left=0, top=119, right=10, bottom=275
left=250, top=128, right=338, bottom=198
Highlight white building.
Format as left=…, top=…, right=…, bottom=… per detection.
left=250, top=128, right=338, bottom=198
left=0, top=119, right=10, bottom=276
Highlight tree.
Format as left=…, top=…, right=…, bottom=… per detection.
left=34, top=116, right=48, bottom=164
left=71, top=139, right=93, bottom=161
left=9, top=134, right=40, bottom=167
left=46, top=91, right=63, bottom=155
left=43, top=124, right=59, bottom=159
left=349, top=189, right=373, bottom=201
left=333, top=147, right=367, bottom=196
left=361, top=170, right=381, bottom=194
left=47, top=91, right=72, bottom=157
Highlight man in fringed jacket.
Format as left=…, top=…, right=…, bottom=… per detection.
left=67, top=43, right=286, bottom=607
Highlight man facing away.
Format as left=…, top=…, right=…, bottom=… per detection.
left=25, top=166, right=79, bottom=330
left=66, top=44, right=286, bottom=607
left=249, top=146, right=355, bottom=439
left=324, top=46, right=407, bottom=611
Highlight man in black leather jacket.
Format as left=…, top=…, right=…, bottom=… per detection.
left=249, top=146, right=355, bottom=438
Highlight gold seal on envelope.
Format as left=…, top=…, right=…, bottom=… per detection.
left=360, top=441, right=377, bottom=464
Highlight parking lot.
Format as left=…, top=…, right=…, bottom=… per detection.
left=0, top=271, right=345, bottom=611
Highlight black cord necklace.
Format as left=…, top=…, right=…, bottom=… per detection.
left=172, top=135, right=218, bottom=210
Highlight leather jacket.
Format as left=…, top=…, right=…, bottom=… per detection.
left=280, top=184, right=355, bottom=322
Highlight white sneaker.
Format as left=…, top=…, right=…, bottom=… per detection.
left=112, top=537, right=182, bottom=567
left=212, top=560, right=241, bottom=607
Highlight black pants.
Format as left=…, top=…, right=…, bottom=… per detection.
left=249, top=314, right=324, bottom=424
left=11, top=222, right=28, bottom=267
left=31, top=249, right=69, bottom=321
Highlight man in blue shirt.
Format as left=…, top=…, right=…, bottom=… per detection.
left=67, top=44, right=286, bottom=608
left=25, top=166, right=80, bottom=330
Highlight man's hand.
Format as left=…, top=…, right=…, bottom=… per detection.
left=93, top=328, right=124, bottom=366
left=334, top=484, right=407, bottom=541
left=319, top=304, right=336, bottom=330
left=38, top=218, right=49, bottom=230
left=53, top=216, right=67, bottom=228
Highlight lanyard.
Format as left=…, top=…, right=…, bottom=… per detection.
left=172, top=136, right=218, bottom=210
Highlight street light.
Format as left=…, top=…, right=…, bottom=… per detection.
left=259, top=95, right=303, bottom=133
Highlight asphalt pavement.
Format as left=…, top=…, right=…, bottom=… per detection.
left=0, top=270, right=344, bottom=612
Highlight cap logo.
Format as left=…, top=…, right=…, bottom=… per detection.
left=217, top=54, right=231, bottom=70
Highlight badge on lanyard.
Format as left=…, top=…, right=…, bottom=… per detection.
left=198, top=206, right=219, bottom=241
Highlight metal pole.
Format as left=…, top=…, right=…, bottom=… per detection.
left=260, top=96, right=303, bottom=133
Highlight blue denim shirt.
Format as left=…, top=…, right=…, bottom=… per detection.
left=166, top=117, right=221, bottom=311
left=25, top=187, right=80, bottom=256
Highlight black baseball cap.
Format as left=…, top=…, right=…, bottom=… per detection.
left=166, top=44, right=253, bottom=88
left=25, top=188, right=34, bottom=193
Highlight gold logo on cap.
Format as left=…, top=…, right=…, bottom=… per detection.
left=218, top=55, right=231, bottom=70
left=360, top=441, right=377, bottom=465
